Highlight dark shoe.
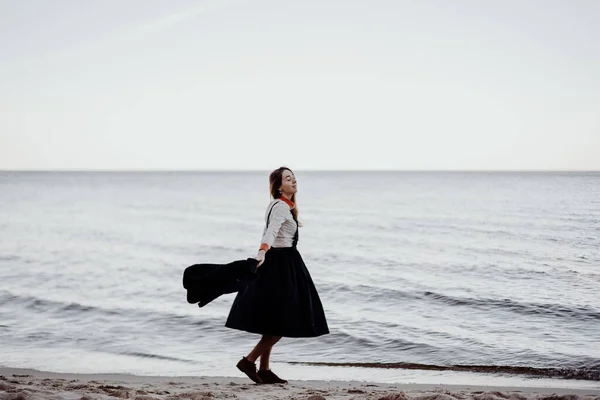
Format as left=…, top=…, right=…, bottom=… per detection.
left=257, top=369, right=288, bottom=384
left=236, top=357, right=263, bottom=384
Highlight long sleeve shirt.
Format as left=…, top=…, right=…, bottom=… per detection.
left=259, top=197, right=297, bottom=251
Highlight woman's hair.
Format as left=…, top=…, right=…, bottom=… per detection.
left=269, top=166, right=298, bottom=222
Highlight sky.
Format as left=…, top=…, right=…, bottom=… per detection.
left=1, top=0, right=598, bottom=171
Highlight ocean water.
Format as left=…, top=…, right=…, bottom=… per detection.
left=0, top=171, right=598, bottom=389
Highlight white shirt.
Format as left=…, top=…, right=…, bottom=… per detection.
left=260, top=199, right=298, bottom=249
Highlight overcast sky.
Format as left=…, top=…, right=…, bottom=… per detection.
left=1, top=0, right=598, bottom=170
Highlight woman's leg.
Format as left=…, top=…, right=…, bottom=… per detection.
left=246, top=335, right=281, bottom=364
left=259, top=336, right=281, bottom=371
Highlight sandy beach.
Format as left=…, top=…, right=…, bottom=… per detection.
left=1, top=367, right=599, bottom=400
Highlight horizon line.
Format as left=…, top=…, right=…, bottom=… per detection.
left=1, top=169, right=599, bottom=173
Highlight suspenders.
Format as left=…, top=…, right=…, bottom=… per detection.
left=265, top=200, right=280, bottom=227
left=291, top=217, right=299, bottom=248
left=265, top=200, right=299, bottom=248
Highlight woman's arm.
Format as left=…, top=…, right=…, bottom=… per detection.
left=255, top=201, right=288, bottom=265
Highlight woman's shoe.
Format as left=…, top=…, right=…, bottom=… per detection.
left=236, top=357, right=263, bottom=384
left=257, top=369, right=288, bottom=384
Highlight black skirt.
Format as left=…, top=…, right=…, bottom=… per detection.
left=225, top=247, right=329, bottom=338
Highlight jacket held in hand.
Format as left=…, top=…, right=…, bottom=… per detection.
left=183, top=258, right=259, bottom=307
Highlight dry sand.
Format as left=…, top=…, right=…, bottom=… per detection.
left=1, top=367, right=599, bottom=400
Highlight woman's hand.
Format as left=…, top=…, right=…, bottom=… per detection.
left=255, top=249, right=266, bottom=267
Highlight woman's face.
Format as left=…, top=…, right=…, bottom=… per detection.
left=279, top=169, right=297, bottom=197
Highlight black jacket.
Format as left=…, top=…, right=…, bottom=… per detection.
left=183, top=258, right=259, bottom=307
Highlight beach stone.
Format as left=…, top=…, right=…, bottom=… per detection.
left=379, top=394, right=411, bottom=400
left=105, top=389, right=130, bottom=398
left=0, top=383, right=16, bottom=391
left=67, top=384, right=90, bottom=390
left=439, top=390, right=466, bottom=399
left=175, top=391, right=215, bottom=400
left=474, top=393, right=509, bottom=400
left=508, top=394, right=528, bottom=400
left=192, top=394, right=214, bottom=400
left=414, top=394, right=457, bottom=400
left=0, top=391, right=35, bottom=400
left=348, top=389, right=366, bottom=394
left=307, top=396, right=326, bottom=400
left=98, top=385, right=130, bottom=391
left=537, top=396, right=580, bottom=400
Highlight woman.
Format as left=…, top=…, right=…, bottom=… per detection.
left=225, top=167, right=329, bottom=384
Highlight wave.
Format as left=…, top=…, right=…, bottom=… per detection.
left=0, top=290, right=121, bottom=317
left=0, top=290, right=221, bottom=330
left=0, top=254, right=20, bottom=262
left=422, top=291, right=600, bottom=321
left=322, top=282, right=600, bottom=323
left=316, top=329, right=440, bottom=354
left=120, top=351, right=193, bottom=363
left=288, top=361, right=600, bottom=381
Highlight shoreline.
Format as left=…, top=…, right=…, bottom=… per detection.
left=1, top=366, right=599, bottom=400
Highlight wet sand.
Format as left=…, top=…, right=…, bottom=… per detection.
left=1, top=366, right=599, bottom=400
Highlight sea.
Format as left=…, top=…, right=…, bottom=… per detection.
left=0, top=171, right=598, bottom=389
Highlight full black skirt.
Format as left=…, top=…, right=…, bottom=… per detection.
left=225, top=247, right=329, bottom=338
